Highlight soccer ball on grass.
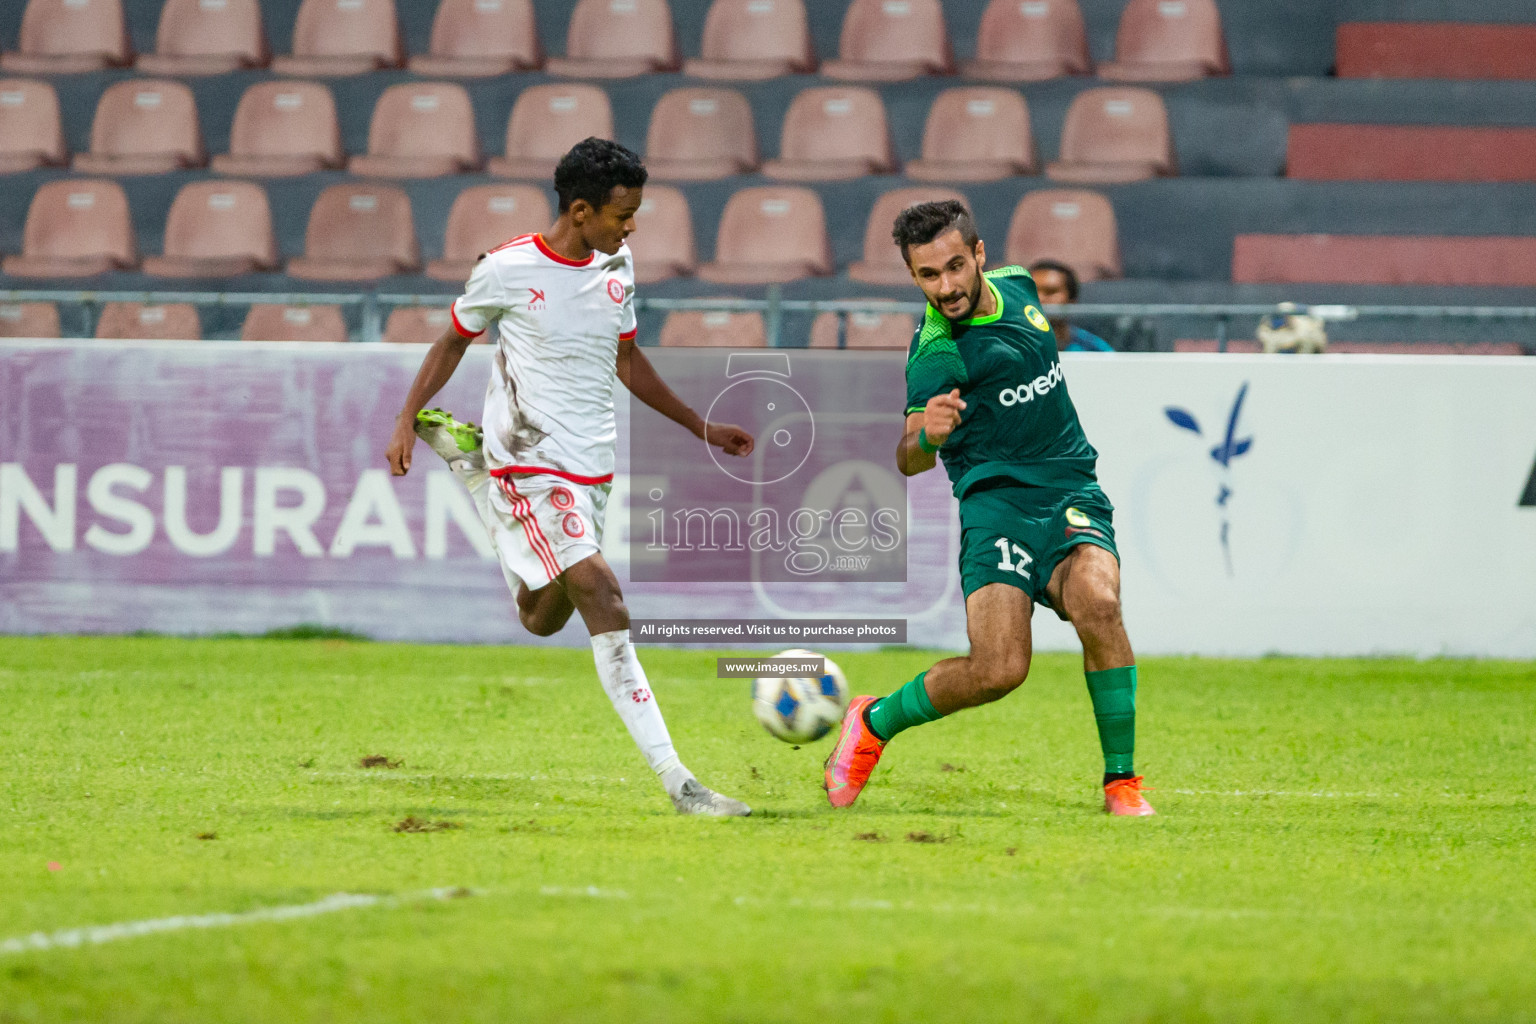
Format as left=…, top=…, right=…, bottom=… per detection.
left=751, top=649, right=849, bottom=744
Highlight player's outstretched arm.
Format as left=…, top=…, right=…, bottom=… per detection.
left=616, top=336, right=754, bottom=457
left=896, top=390, right=965, bottom=476
left=385, top=327, right=475, bottom=476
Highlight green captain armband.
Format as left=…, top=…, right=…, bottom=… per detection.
left=917, top=428, right=942, bottom=454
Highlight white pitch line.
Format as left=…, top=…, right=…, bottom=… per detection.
left=0, top=887, right=468, bottom=956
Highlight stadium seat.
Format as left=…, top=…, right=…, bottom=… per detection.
left=697, top=187, right=831, bottom=284
left=1326, top=341, right=1526, bottom=356
left=1045, top=87, right=1175, bottom=183
left=1232, top=235, right=1536, bottom=287
left=1, top=0, right=131, bottom=73
left=1172, top=338, right=1259, bottom=354
left=1336, top=23, right=1536, bottom=80
left=95, top=302, right=201, bottom=341
left=2, top=179, right=137, bottom=278
left=1005, top=189, right=1120, bottom=280
left=408, top=0, right=542, bottom=77
left=961, top=0, right=1091, bottom=81
left=0, top=302, right=60, bottom=338
left=383, top=306, right=469, bottom=344
left=821, top=0, right=952, bottom=82
left=809, top=307, right=915, bottom=348
left=627, top=184, right=695, bottom=284
left=349, top=83, right=481, bottom=179
left=287, top=184, right=420, bottom=281
left=0, top=79, right=66, bottom=173
left=137, top=0, right=269, bottom=75
left=427, top=184, right=553, bottom=282
left=645, top=88, right=757, bottom=181
left=74, top=79, right=206, bottom=175
left=142, top=181, right=278, bottom=278
left=1287, top=124, right=1536, bottom=183
left=848, top=186, right=968, bottom=285
left=761, top=87, right=895, bottom=181
left=1098, top=0, right=1228, bottom=82
left=905, top=88, right=1035, bottom=182
left=659, top=309, right=767, bottom=347
left=271, top=0, right=402, bottom=76
left=683, top=0, right=816, bottom=80
left=546, top=0, right=679, bottom=79
left=488, top=84, right=613, bottom=180
left=211, top=82, right=343, bottom=177
left=241, top=304, right=349, bottom=342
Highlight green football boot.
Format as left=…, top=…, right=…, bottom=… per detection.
left=414, top=408, right=486, bottom=484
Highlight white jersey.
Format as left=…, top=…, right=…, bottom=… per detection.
left=450, top=233, right=637, bottom=483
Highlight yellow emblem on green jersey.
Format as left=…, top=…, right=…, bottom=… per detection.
left=1065, top=507, right=1091, bottom=527
left=1024, top=305, right=1051, bottom=332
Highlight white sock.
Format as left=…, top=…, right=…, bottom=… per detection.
left=590, top=629, right=691, bottom=796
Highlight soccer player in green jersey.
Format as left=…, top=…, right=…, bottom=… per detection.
left=823, top=200, right=1154, bottom=816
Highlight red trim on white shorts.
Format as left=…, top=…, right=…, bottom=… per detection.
left=490, top=466, right=614, bottom=486
left=499, top=476, right=562, bottom=581
left=448, top=303, right=482, bottom=339
left=534, top=233, right=595, bottom=268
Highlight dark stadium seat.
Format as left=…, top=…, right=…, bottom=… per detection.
left=1336, top=23, right=1536, bottom=80
left=95, top=302, right=202, bottom=341
left=821, top=0, right=952, bottom=81
left=74, top=79, right=206, bottom=175
left=349, top=82, right=481, bottom=179
left=809, top=307, right=915, bottom=348
left=1005, top=189, right=1120, bottom=281
left=286, top=184, right=420, bottom=281
left=0, top=79, right=66, bottom=173
left=141, top=181, right=278, bottom=278
left=241, top=304, right=349, bottom=342
left=408, top=0, right=542, bottom=77
left=761, top=87, right=895, bottom=181
left=1288, top=125, right=1536, bottom=183
left=211, top=81, right=343, bottom=177
left=848, top=186, right=968, bottom=285
left=644, top=88, right=758, bottom=182
left=961, top=0, right=1091, bottom=81
left=1, top=0, right=131, bottom=74
left=546, top=0, right=679, bottom=79
left=383, top=306, right=464, bottom=344
left=1098, top=0, right=1229, bottom=82
left=1045, top=87, right=1175, bottom=183
left=659, top=309, right=766, bottom=347
left=3, top=178, right=137, bottom=278
left=271, top=0, right=403, bottom=76
left=905, top=88, right=1036, bottom=182
left=683, top=0, right=816, bottom=80
left=1232, top=235, right=1536, bottom=287
left=137, top=0, right=269, bottom=76
left=427, top=183, right=553, bottom=282
left=697, top=186, right=831, bottom=284
left=0, top=302, right=60, bottom=338
left=488, top=83, right=613, bottom=180
left=628, top=184, right=695, bottom=284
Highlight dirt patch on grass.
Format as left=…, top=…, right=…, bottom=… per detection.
left=393, top=817, right=462, bottom=833
left=195, top=832, right=217, bottom=841
left=853, top=831, right=886, bottom=842
left=941, top=763, right=965, bottom=772
left=359, top=755, right=402, bottom=769
left=905, top=831, right=949, bottom=844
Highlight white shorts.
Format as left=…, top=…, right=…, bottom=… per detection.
left=482, top=472, right=610, bottom=591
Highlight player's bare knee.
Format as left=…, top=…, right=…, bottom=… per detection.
left=519, top=610, right=564, bottom=637
left=975, top=652, right=1030, bottom=703
left=1070, top=584, right=1122, bottom=634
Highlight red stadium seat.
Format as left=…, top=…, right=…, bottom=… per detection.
left=848, top=186, right=968, bottom=286
left=697, top=187, right=831, bottom=284
left=628, top=184, right=696, bottom=284
left=0, top=302, right=60, bottom=339
left=1232, top=235, right=1536, bottom=287
left=0, top=79, right=66, bottom=173
left=95, top=302, right=201, bottom=341
left=822, top=0, right=952, bottom=81
left=762, top=87, right=895, bottom=181
left=383, top=306, right=474, bottom=344
left=74, top=79, right=205, bottom=175
left=1098, top=0, right=1228, bottom=82
left=905, top=88, right=1035, bottom=182
left=3, top=179, right=137, bottom=278
left=645, top=88, right=757, bottom=181
left=272, top=0, right=402, bottom=76
left=1172, top=338, right=1260, bottom=354
left=408, top=0, right=542, bottom=77
left=546, top=0, right=679, bottom=79
left=287, top=184, right=420, bottom=282
left=809, top=307, right=915, bottom=349
left=683, top=0, right=816, bottom=80
left=241, top=304, right=349, bottom=342
left=1327, top=341, right=1526, bottom=356
left=349, top=82, right=481, bottom=179
left=488, top=84, right=613, bottom=180
left=1, top=0, right=131, bottom=74
left=659, top=309, right=767, bottom=347
left=1046, top=87, right=1175, bottom=183
left=211, top=81, right=343, bottom=177
left=142, top=181, right=278, bottom=278
left=1005, top=189, right=1120, bottom=281
left=427, top=184, right=553, bottom=282
left=138, top=0, right=269, bottom=76
left=961, top=0, right=1091, bottom=81
left=1337, top=23, right=1536, bottom=80
left=1287, top=125, right=1536, bottom=183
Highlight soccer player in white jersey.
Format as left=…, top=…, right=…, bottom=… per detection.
left=386, top=139, right=756, bottom=816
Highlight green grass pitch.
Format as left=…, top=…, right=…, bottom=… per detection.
left=1, top=636, right=1533, bottom=1023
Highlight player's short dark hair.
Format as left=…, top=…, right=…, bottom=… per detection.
left=1028, top=259, right=1080, bottom=301
left=553, top=137, right=648, bottom=213
left=892, top=200, right=979, bottom=265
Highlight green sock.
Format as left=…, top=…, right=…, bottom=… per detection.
left=866, top=671, right=943, bottom=742
left=1085, top=665, right=1137, bottom=775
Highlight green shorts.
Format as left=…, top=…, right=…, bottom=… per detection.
left=956, top=482, right=1119, bottom=617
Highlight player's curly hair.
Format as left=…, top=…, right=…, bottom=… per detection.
left=554, top=137, right=648, bottom=213
left=892, top=200, right=979, bottom=265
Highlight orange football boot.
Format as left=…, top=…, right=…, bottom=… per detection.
left=1104, top=775, right=1156, bottom=816
left=824, top=695, right=886, bottom=808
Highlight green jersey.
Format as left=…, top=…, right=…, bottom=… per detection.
left=904, top=266, right=1100, bottom=499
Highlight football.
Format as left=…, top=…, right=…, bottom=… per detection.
left=751, top=649, right=850, bottom=744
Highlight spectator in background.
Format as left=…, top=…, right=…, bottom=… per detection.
left=1029, top=259, right=1114, bottom=352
